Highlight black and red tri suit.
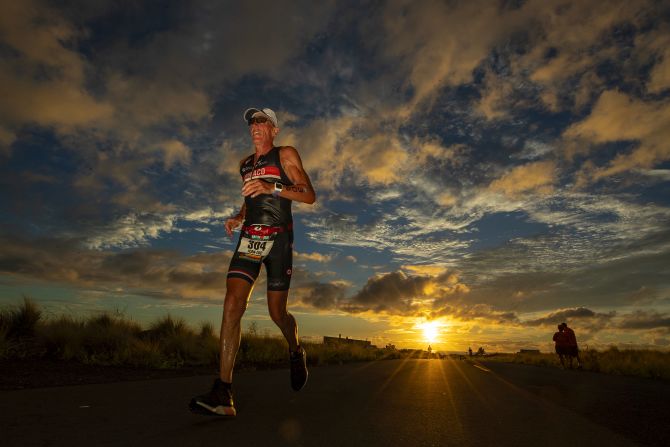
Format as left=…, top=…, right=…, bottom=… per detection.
left=227, top=147, right=294, bottom=291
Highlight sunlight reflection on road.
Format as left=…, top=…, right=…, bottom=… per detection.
left=437, top=358, right=465, bottom=439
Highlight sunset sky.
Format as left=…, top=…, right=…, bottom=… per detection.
left=1, top=0, right=669, bottom=352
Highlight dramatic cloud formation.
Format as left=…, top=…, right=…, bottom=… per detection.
left=565, top=90, right=670, bottom=180
left=1, top=0, right=669, bottom=350
left=488, top=161, right=557, bottom=196
left=0, top=234, right=234, bottom=301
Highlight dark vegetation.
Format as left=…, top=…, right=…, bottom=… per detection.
left=476, top=349, right=670, bottom=380
left=0, top=298, right=403, bottom=370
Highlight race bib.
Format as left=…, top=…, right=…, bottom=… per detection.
left=238, top=236, right=275, bottom=258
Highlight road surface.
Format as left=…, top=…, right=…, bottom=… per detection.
left=2, top=358, right=666, bottom=446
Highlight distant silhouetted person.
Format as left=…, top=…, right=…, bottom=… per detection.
left=561, top=322, right=582, bottom=369
left=553, top=324, right=568, bottom=368
left=468, top=347, right=473, bottom=357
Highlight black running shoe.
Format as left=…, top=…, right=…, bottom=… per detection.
left=290, top=346, right=308, bottom=391
left=189, top=378, right=236, bottom=416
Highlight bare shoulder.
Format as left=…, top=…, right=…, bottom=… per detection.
left=279, top=146, right=303, bottom=164
left=279, top=145, right=300, bottom=157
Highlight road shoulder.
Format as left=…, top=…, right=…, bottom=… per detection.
left=481, top=360, right=670, bottom=446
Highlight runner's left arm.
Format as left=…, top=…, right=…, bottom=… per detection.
left=278, top=146, right=316, bottom=204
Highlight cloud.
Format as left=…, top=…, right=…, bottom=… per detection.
left=564, top=90, right=670, bottom=181
left=181, top=207, right=235, bottom=225
left=339, top=269, right=470, bottom=316
left=471, top=1, right=653, bottom=116
left=431, top=303, right=519, bottom=325
left=160, top=140, right=192, bottom=169
left=375, top=0, right=526, bottom=116
left=0, top=1, right=114, bottom=132
left=279, top=117, right=353, bottom=191
left=523, top=307, right=614, bottom=327
left=1, top=0, right=669, bottom=352
left=0, top=0, right=339, bottom=220
left=488, top=161, right=557, bottom=196
left=0, top=126, right=15, bottom=156
left=0, top=234, right=233, bottom=301
left=648, top=48, right=670, bottom=93
left=343, top=271, right=433, bottom=314
left=281, top=117, right=411, bottom=189
left=523, top=0, right=644, bottom=83
left=80, top=213, right=177, bottom=249
left=617, top=311, right=670, bottom=330
left=512, top=140, right=556, bottom=161
left=294, top=251, right=333, bottom=263
left=638, top=26, right=670, bottom=93
left=104, top=74, right=210, bottom=139
left=298, top=281, right=348, bottom=310
left=402, top=264, right=448, bottom=277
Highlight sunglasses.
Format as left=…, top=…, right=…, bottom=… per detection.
left=248, top=116, right=270, bottom=125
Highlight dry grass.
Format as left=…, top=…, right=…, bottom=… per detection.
left=1, top=298, right=401, bottom=370
left=480, top=348, right=670, bottom=380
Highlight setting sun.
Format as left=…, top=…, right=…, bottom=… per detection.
left=419, top=321, right=442, bottom=344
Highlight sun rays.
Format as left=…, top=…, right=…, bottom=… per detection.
left=416, top=319, right=449, bottom=346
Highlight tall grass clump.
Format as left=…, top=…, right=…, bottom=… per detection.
left=0, top=307, right=11, bottom=359
left=4, top=296, right=42, bottom=338
left=39, top=312, right=155, bottom=366
left=0, top=299, right=218, bottom=369
left=141, top=315, right=220, bottom=368
left=0, top=297, right=42, bottom=358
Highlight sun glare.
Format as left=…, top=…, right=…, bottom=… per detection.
left=419, top=321, right=441, bottom=344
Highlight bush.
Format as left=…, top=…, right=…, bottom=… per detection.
left=2, top=297, right=42, bottom=339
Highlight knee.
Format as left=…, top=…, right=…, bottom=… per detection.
left=223, top=294, right=248, bottom=321
left=269, top=308, right=288, bottom=325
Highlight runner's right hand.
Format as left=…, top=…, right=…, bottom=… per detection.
left=224, top=216, right=242, bottom=237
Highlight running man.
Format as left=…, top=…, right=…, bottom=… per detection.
left=190, top=107, right=316, bottom=416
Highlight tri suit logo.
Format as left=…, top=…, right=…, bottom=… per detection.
left=243, top=165, right=281, bottom=183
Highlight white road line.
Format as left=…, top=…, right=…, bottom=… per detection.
left=472, top=363, right=492, bottom=373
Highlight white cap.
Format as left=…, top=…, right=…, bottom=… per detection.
left=243, top=107, right=278, bottom=127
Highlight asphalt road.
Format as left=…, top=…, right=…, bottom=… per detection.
left=1, top=358, right=664, bottom=446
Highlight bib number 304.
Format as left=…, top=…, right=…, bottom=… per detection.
left=239, top=237, right=274, bottom=257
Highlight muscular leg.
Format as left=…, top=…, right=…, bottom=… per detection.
left=267, top=290, right=299, bottom=351
left=220, top=278, right=253, bottom=383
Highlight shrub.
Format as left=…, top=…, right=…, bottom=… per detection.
left=3, top=296, right=42, bottom=339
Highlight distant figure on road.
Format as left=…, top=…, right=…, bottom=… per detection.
left=189, top=107, right=315, bottom=417
left=553, top=324, right=568, bottom=368
left=561, top=322, right=582, bottom=369
left=468, top=347, right=473, bottom=357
